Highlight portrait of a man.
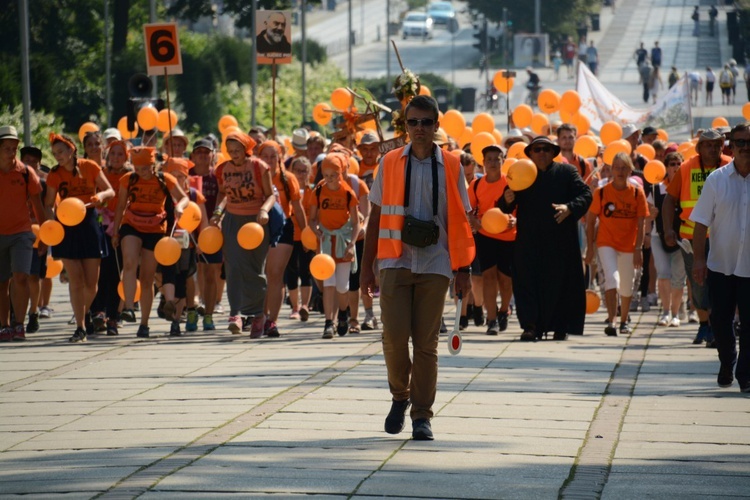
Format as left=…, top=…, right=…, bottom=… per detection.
left=256, top=10, right=292, bottom=64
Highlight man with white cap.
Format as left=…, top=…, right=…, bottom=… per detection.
left=102, top=128, right=122, bottom=146
left=291, top=128, right=309, bottom=157
left=162, top=128, right=189, bottom=158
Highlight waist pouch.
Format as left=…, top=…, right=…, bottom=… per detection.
left=401, top=215, right=439, bottom=248
left=124, top=210, right=166, bottom=228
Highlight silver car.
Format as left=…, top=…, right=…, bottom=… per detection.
left=401, top=12, right=433, bottom=40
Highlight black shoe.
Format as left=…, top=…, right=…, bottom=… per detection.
left=68, top=327, right=87, bottom=343
left=472, top=305, right=484, bottom=327
left=412, top=418, right=434, bottom=441
left=619, top=322, right=632, bottom=335
left=136, top=325, right=150, bottom=338
left=337, top=320, right=348, bottom=337
left=92, top=312, right=106, bottom=332
left=459, top=315, right=468, bottom=331
left=486, top=318, right=500, bottom=336
left=106, top=319, right=119, bottom=336
left=553, top=331, right=568, bottom=341
left=520, top=330, right=537, bottom=342
left=322, top=321, right=335, bottom=339
left=121, top=309, right=136, bottom=323
left=439, top=318, right=448, bottom=334
left=156, top=296, right=166, bottom=319
left=85, top=313, right=94, bottom=336
left=718, top=363, right=734, bottom=388
left=497, top=311, right=509, bottom=332
left=170, top=321, right=183, bottom=337
left=384, top=399, right=410, bottom=434
left=26, top=313, right=40, bottom=334
left=604, top=323, right=618, bottom=337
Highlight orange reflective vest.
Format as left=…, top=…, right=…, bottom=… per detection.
left=677, top=154, right=731, bottom=239
left=377, top=146, right=475, bottom=270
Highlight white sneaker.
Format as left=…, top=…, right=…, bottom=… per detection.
left=657, top=314, right=670, bottom=326
left=669, top=316, right=681, bottom=327
left=38, top=306, right=52, bottom=319
left=688, top=310, right=699, bottom=323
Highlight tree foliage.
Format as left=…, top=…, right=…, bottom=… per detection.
left=167, top=0, right=321, bottom=30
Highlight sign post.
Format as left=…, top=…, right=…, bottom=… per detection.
left=256, top=10, right=293, bottom=137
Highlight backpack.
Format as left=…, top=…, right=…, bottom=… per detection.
left=719, top=70, right=733, bottom=88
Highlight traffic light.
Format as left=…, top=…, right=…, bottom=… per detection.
left=472, top=25, right=487, bottom=52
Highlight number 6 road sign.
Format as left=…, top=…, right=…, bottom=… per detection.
left=144, top=23, right=183, bottom=76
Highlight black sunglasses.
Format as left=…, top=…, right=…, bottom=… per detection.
left=733, top=139, right=750, bottom=148
left=406, top=118, right=436, bottom=127
left=531, top=146, right=554, bottom=153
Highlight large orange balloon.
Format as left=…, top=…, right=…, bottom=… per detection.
left=603, top=140, right=631, bottom=165
left=198, top=226, right=223, bottom=254
left=218, top=115, right=239, bottom=134
left=537, top=89, right=561, bottom=114
left=636, top=143, right=656, bottom=160
left=178, top=201, right=202, bottom=232
left=712, top=116, right=729, bottom=129
left=330, top=88, right=354, bottom=110
left=458, top=126, right=474, bottom=149
left=154, top=237, right=182, bottom=266
left=585, top=290, right=600, bottom=314
left=313, top=102, right=332, bottom=126
left=39, top=220, right=65, bottom=246
left=492, top=70, right=514, bottom=93
left=657, top=129, right=669, bottom=142
left=57, top=198, right=87, bottom=227
left=574, top=136, right=598, bottom=158
left=743, top=103, right=750, bottom=120
left=45, top=257, right=64, bottom=279
left=117, top=116, right=138, bottom=140
left=506, top=142, right=528, bottom=160
left=78, top=122, right=99, bottom=143
left=644, top=160, right=667, bottom=184
left=472, top=113, right=495, bottom=134
left=507, top=159, right=538, bottom=191
left=419, top=84, right=431, bottom=96
left=117, top=279, right=142, bottom=302
left=501, top=157, right=517, bottom=175
left=157, top=109, right=179, bottom=133
left=310, top=253, right=336, bottom=281
left=237, top=222, right=264, bottom=250
left=530, top=113, right=550, bottom=135
left=470, top=131, right=496, bottom=165
left=600, top=121, right=623, bottom=145
left=560, top=90, right=582, bottom=114
left=512, top=104, right=533, bottom=128
left=137, top=106, right=158, bottom=130
left=571, top=113, right=590, bottom=135
left=442, top=110, right=466, bottom=139
left=481, top=208, right=509, bottom=234
left=301, top=226, right=318, bottom=251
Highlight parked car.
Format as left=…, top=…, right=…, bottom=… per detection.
left=401, top=12, right=433, bottom=39
left=426, top=1, right=456, bottom=26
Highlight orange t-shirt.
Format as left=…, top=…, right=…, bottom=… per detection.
left=215, top=158, right=268, bottom=216
left=468, top=175, right=516, bottom=241
left=0, top=159, right=42, bottom=235
left=315, top=181, right=358, bottom=263
left=46, top=159, right=101, bottom=203
left=589, top=182, right=649, bottom=252
left=119, top=172, right=178, bottom=234
left=104, top=168, right=132, bottom=212
left=273, top=171, right=301, bottom=217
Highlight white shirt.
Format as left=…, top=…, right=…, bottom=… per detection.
left=690, top=161, right=750, bottom=277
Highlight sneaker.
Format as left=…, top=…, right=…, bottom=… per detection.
left=497, top=311, right=509, bottom=332
left=214, top=303, right=225, bottom=315
left=228, top=316, right=242, bottom=335
left=68, top=327, right=87, bottom=343
left=106, top=319, right=119, bottom=336
left=362, top=313, right=375, bottom=331
left=27, top=313, right=40, bottom=334
left=38, top=306, right=51, bottom=319
left=67, top=314, right=76, bottom=325
left=196, top=303, right=206, bottom=316
left=289, top=310, right=301, bottom=320
left=604, top=323, right=618, bottom=337
left=92, top=312, right=106, bottom=332
left=0, top=327, right=12, bottom=342
left=265, top=321, right=280, bottom=338
left=639, top=296, right=651, bottom=313
left=384, top=399, right=410, bottom=434
left=657, top=314, right=670, bottom=327
left=472, top=305, right=485, bottom=327
left=299, top=307, right=309, bottom=322
left=322, top=322, right=335, bottom=339
left=693, top=323, right=710, bottom=344
left=170, top=321, right=182, bottom=337
left=668, top=316, right=681, bottom=328
left=203, top=314, right=215, bottom=331
left=619, top=322, right=632, bottom=335
left=629, top=299, right=639, bottom=312
left=185, top=309, right=198, bottom=332
left=162, top=300, right=177, bottom=322
left=439, top=318, right=448, bottom=334
left=458, top=315, right=468, bottom=331
left=136, top=324, right=150, bottom=338
left=718, top=363, right=734, bottom=388
left=412, top=418, right=434, bottom=441
left=688, top=310, right=699, bottom=324
left=486, top=318, right=500, bottom=336
left=250, top=315, right=265, bottom=339
left=12, top=324, right=26, bottom=341
left=121, top=309, right=136, bottom=323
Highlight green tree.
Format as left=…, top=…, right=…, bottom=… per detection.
left=167, top=0, right=321, bottom=30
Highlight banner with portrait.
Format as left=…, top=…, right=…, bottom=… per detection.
left=256, top=10, right=292, bottom=65
left=513, top=34, right=548, bottom=68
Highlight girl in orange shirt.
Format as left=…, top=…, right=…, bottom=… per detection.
left=45, top=133, right=115, bottom=343
left=112, top=147, right=188, bottom=339
left=309, top=153, right=360, bottom=339
left=83, top=131, right=104, bottom=167
left=257, top=140, right=307, bottom=338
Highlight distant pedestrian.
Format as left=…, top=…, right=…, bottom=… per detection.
left=563, top=36, right=577, bottom=79
left=688, top=71, right=702, bottom=106
left=650, top=41, right=662, bottom=68
left=719, top=64, right=734, bottom=105
left=668, top=66, right=680, bottom=88
left=553, top=51, right=563, bottom=80
left=705, top=67, right=716, bottom=106
left=640, top=61, right=653, bottom=103
left=692, top=6, right=700, bottom=36
left=729, top=59, right=740, bottom=104
left=634, top=42, right=648, bottom=82
left=709, top=5, right=718, bottom=36
left=650, top=66, right=664, bottom=103
left=578, top=36, right=588, bottom=73
left=586, top=41, right=599, bottom=75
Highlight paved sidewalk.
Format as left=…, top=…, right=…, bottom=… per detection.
left=1, top=281, right=748, bottom=498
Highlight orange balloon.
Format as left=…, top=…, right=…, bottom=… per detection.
left=78, top=122, right=99, bottom=143
left=157, top=109, right=179, bottom=133
left=585, top=290, right=601, bottom=314
left=458, top=126, right=474, bottom=149
left=222, top=125, right=242, bottom=138
left=39, top=220, right=65, bottom=246
left=743, top=103, right=750, bottom=120
left=481, top=208, right=510, bottom=234
left=137, top=106, right=158, bottom=130
left=712, top=116, right=729, bottom=129
left=492, top=70, right=514, bottom=93
left=237, top=222, right=264, bottom=250
left=117, top=279, right=142, bottom=302
left=507, top=142, right=528, bottom=160
left=603, top=140, right=631, bottom=165
left=419, top=84, right=431, bottom=96
left=507, top=159, right=538, bottom=191
left=310, top=253, right=336, bottom=281
left=501, top=157, right=517, bottom=175
left=330, top=88, right=354, bottom=110
left=512, top=104, right=533, bottom=128
left=313, top=102, right=332, bottom=126
left=571, top=113, right=590, bottom=135
left=178, top=201, right=202, bottom=232
left=530, top=113, right=550, bottom=135
left=117, top=116, right=138, bottom=140
left=559, top=108, right=574, bottom=124
left=574, top=136, right=598, bottom=158
left=560, top=90, right=582, bottom=114
left=154, top=237, right=182, bottom=266
left=470, top=131, right=496, bottom=165
left=45, top=257, right=64, bottom=279
left=301, top=226, right=318, bottom=251
left=472, top=113, right=495, bottom=134
left=218, top=115, right=239, bottom=134
left=657, top=129, right=669, bottom=142
left=636, top=143, right=656, bottom=160
left=492, top=129, right=503, bottom=144
left=441, top=110, right=466, bottom=139
left=198, top=226, right=223, bottom=254
left=600, top=121, right=623, bottom=145
left=537, top=89, right=561, bottom=114
left=644, top=160, right=667, bottom=184
left=57, top=198, right=87, bottom=227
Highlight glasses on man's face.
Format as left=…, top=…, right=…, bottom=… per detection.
left=733, top=139, right=750, bottom=148
left=531, top=146, right=553, bottom=153
left=406, top=118, right=435, bottom=128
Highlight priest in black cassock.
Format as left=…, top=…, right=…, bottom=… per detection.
left=498, top=136, right=593, bottom=341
